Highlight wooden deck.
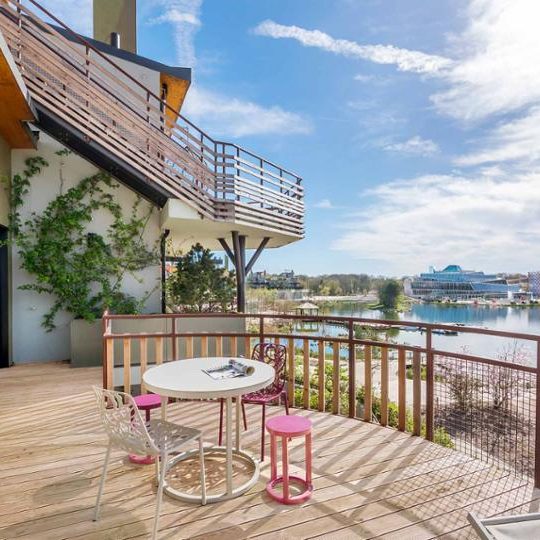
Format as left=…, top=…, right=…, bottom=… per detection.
left=0, top=362, right=538, bottom=540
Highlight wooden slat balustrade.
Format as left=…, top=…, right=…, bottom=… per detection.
left=103, top=311, right=540, bottom=489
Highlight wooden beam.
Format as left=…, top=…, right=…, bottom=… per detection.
left=245, top=236, right=270, bottom=275
left=218, top=237, right=234, bottom=264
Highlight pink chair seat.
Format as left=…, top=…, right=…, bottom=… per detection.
left=134, top=393, right=162, bottom=410
left=130, top=394, right=163, bottom=465
left=266, top=415, right=312, bottom=437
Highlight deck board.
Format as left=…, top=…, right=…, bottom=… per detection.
left=0, top=362, right=537, bottom=539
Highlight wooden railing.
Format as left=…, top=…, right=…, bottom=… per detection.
left=0, top=0, right=304, bottom=237
left=103, top=312, right=540, bottom=487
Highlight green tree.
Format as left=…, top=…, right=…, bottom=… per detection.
left=167, top=243, right=235, bottom=312
left=378, top=279, right=402, bottom=309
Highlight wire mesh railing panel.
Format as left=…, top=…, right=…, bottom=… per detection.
left=433, top=351, right=536, bottom=479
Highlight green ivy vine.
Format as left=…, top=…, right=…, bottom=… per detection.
left=7, top=154, right=159, bottom=330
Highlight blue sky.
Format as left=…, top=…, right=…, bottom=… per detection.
left=40, top=0, right=540, bottom=277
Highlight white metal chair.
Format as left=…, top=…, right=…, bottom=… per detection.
left=468, top=511, right=540, bottom=539
left=93, top=387, right=206, bottom=540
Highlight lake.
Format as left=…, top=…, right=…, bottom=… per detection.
left=318, top=302, right=540, bottom=364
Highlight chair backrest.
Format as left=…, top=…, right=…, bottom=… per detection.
left=93, top=386, right=159, bottom=456
left=251, top=342, right=287, bottom=394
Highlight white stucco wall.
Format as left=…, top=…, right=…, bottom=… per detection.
left=10, top=132, right=162, bottom=364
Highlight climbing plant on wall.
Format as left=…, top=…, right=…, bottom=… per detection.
left=7, top=155, right=158, bottom=330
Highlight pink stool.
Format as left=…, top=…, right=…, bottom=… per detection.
left=129, top=393, right=163, bottom=465
left=265, top=415, right=313, bottom=504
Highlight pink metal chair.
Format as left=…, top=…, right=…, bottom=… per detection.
left=218, top=342, right=289, bottom=460
left=266, top=415, right=313, bottom=504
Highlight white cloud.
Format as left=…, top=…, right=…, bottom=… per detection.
left=383, top=136, right=439, bottom=157
left=252, top=20, right=453, bottom=75
left=455, top=107, right=540, bottom=166
left=432, top=0, right=540, bottom=122
left=147, top=0, right=203, bottom=67
left=182, top=87, right=312, bottom=138
left=354, top=74, right=375, bottom=83
left=313, top=199, right=334, bottom=209
left=333, top=170, right=540, bottom=274
left=148, top=9, right=201, bottom=26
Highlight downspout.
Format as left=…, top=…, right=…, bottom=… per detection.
left=160, top=229, right=170, bottom=314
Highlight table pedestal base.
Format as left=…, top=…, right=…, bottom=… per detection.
left=163, top=446, right=259, bottom=504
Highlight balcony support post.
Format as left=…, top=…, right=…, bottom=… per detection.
left=231, top=231, right=246, bottom=312
left=220, top=235, right=270, bottom=313
left=160, top=229, right=170, bottom=314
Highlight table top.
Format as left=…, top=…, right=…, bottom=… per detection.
left=142, top=357, right=275, bottom=399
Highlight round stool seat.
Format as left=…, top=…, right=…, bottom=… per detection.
left=266, top=415, right=312, bottom=437
left=134, top=393, right=162, bottom=410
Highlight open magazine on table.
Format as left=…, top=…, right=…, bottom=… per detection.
left=203, top=359, right=255, bottom=380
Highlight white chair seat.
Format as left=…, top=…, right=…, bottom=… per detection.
left=148, top=419, right=202, bottom=454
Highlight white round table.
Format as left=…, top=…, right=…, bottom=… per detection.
left=143, top=357, right=275, bottom=503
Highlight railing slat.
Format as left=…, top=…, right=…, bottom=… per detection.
left=230, top=336, right=237, bottom=356
left=216, top=336, right=223, bottom=357
left=244, top=336, right=251, bottom=357
left=156, top=337, right=163, bottom=365
left=303, top=339, right=310, bottom=409
left=186, top=336, right=193, bottom=359
left=398, top=349, right=406, bottom=431
left=106, top=338, right=114, bottom=390
left=287, top=337, right=295, bottom=406
left=318, top=340, right=325, bottom=412
left=332, top=342, right=340, bottom=415
left=413, top=350, right=421, bottom=436
left=123, top=338, right=131, bottom=393
left=364, top=345, right=372, bottom=422
left=140, top=337, right=147, bottom=394
left=381, top=347, right=389, bottom=427
left=201, top=335, right=208, bottom=358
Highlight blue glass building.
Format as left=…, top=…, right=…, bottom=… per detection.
left=408, top=265, right=520, bottom=300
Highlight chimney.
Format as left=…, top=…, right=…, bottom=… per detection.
left=93, top=0, right=136, bottom=53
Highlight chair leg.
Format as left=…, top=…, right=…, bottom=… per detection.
left=153, top=450, right=168, bottom=540
left=261, top=403, right=266, bottom=461
left=218, top=398, right=224, bottom=446
left=241, top=400, right=248, bottom=430
left=283, top=391, right=290, bottom=415
left=198, top=437, right=207, bottom=505
left=93, top=442, right=112, bottom=521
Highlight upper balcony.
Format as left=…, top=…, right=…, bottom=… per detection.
left=0, top=0, right=304, bottom=245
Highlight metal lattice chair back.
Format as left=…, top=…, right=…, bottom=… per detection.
left=93, top=386, right=159, bottom=457
left=251, top=342, right=287, bottom=395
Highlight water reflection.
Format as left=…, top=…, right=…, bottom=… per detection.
left=307, top=303, right=540, bottom=364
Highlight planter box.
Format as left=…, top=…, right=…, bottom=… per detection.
left=70, top=319, right=102, bottom=367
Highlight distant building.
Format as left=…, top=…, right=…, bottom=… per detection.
left=528, top=272, right=540, bottom=299
left=409, top=265, right=520, bottom=300
left=248, top=270, right=303, bottom=290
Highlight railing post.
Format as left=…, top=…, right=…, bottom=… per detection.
left=535, top=340, right=540, bottom=488
left=348, top=319, right=356, bottom=418
left=102, top=310, right=108, bottom=389
left=259, top=315, right=264, bottom=346
left=425, top=328, right=434, bottom=441
left=171, top=316, right=177, bottom=361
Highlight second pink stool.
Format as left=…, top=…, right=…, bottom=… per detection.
left=265, top=415, right=313, bottom=504
left=129, top=393, right=162, bottom=464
